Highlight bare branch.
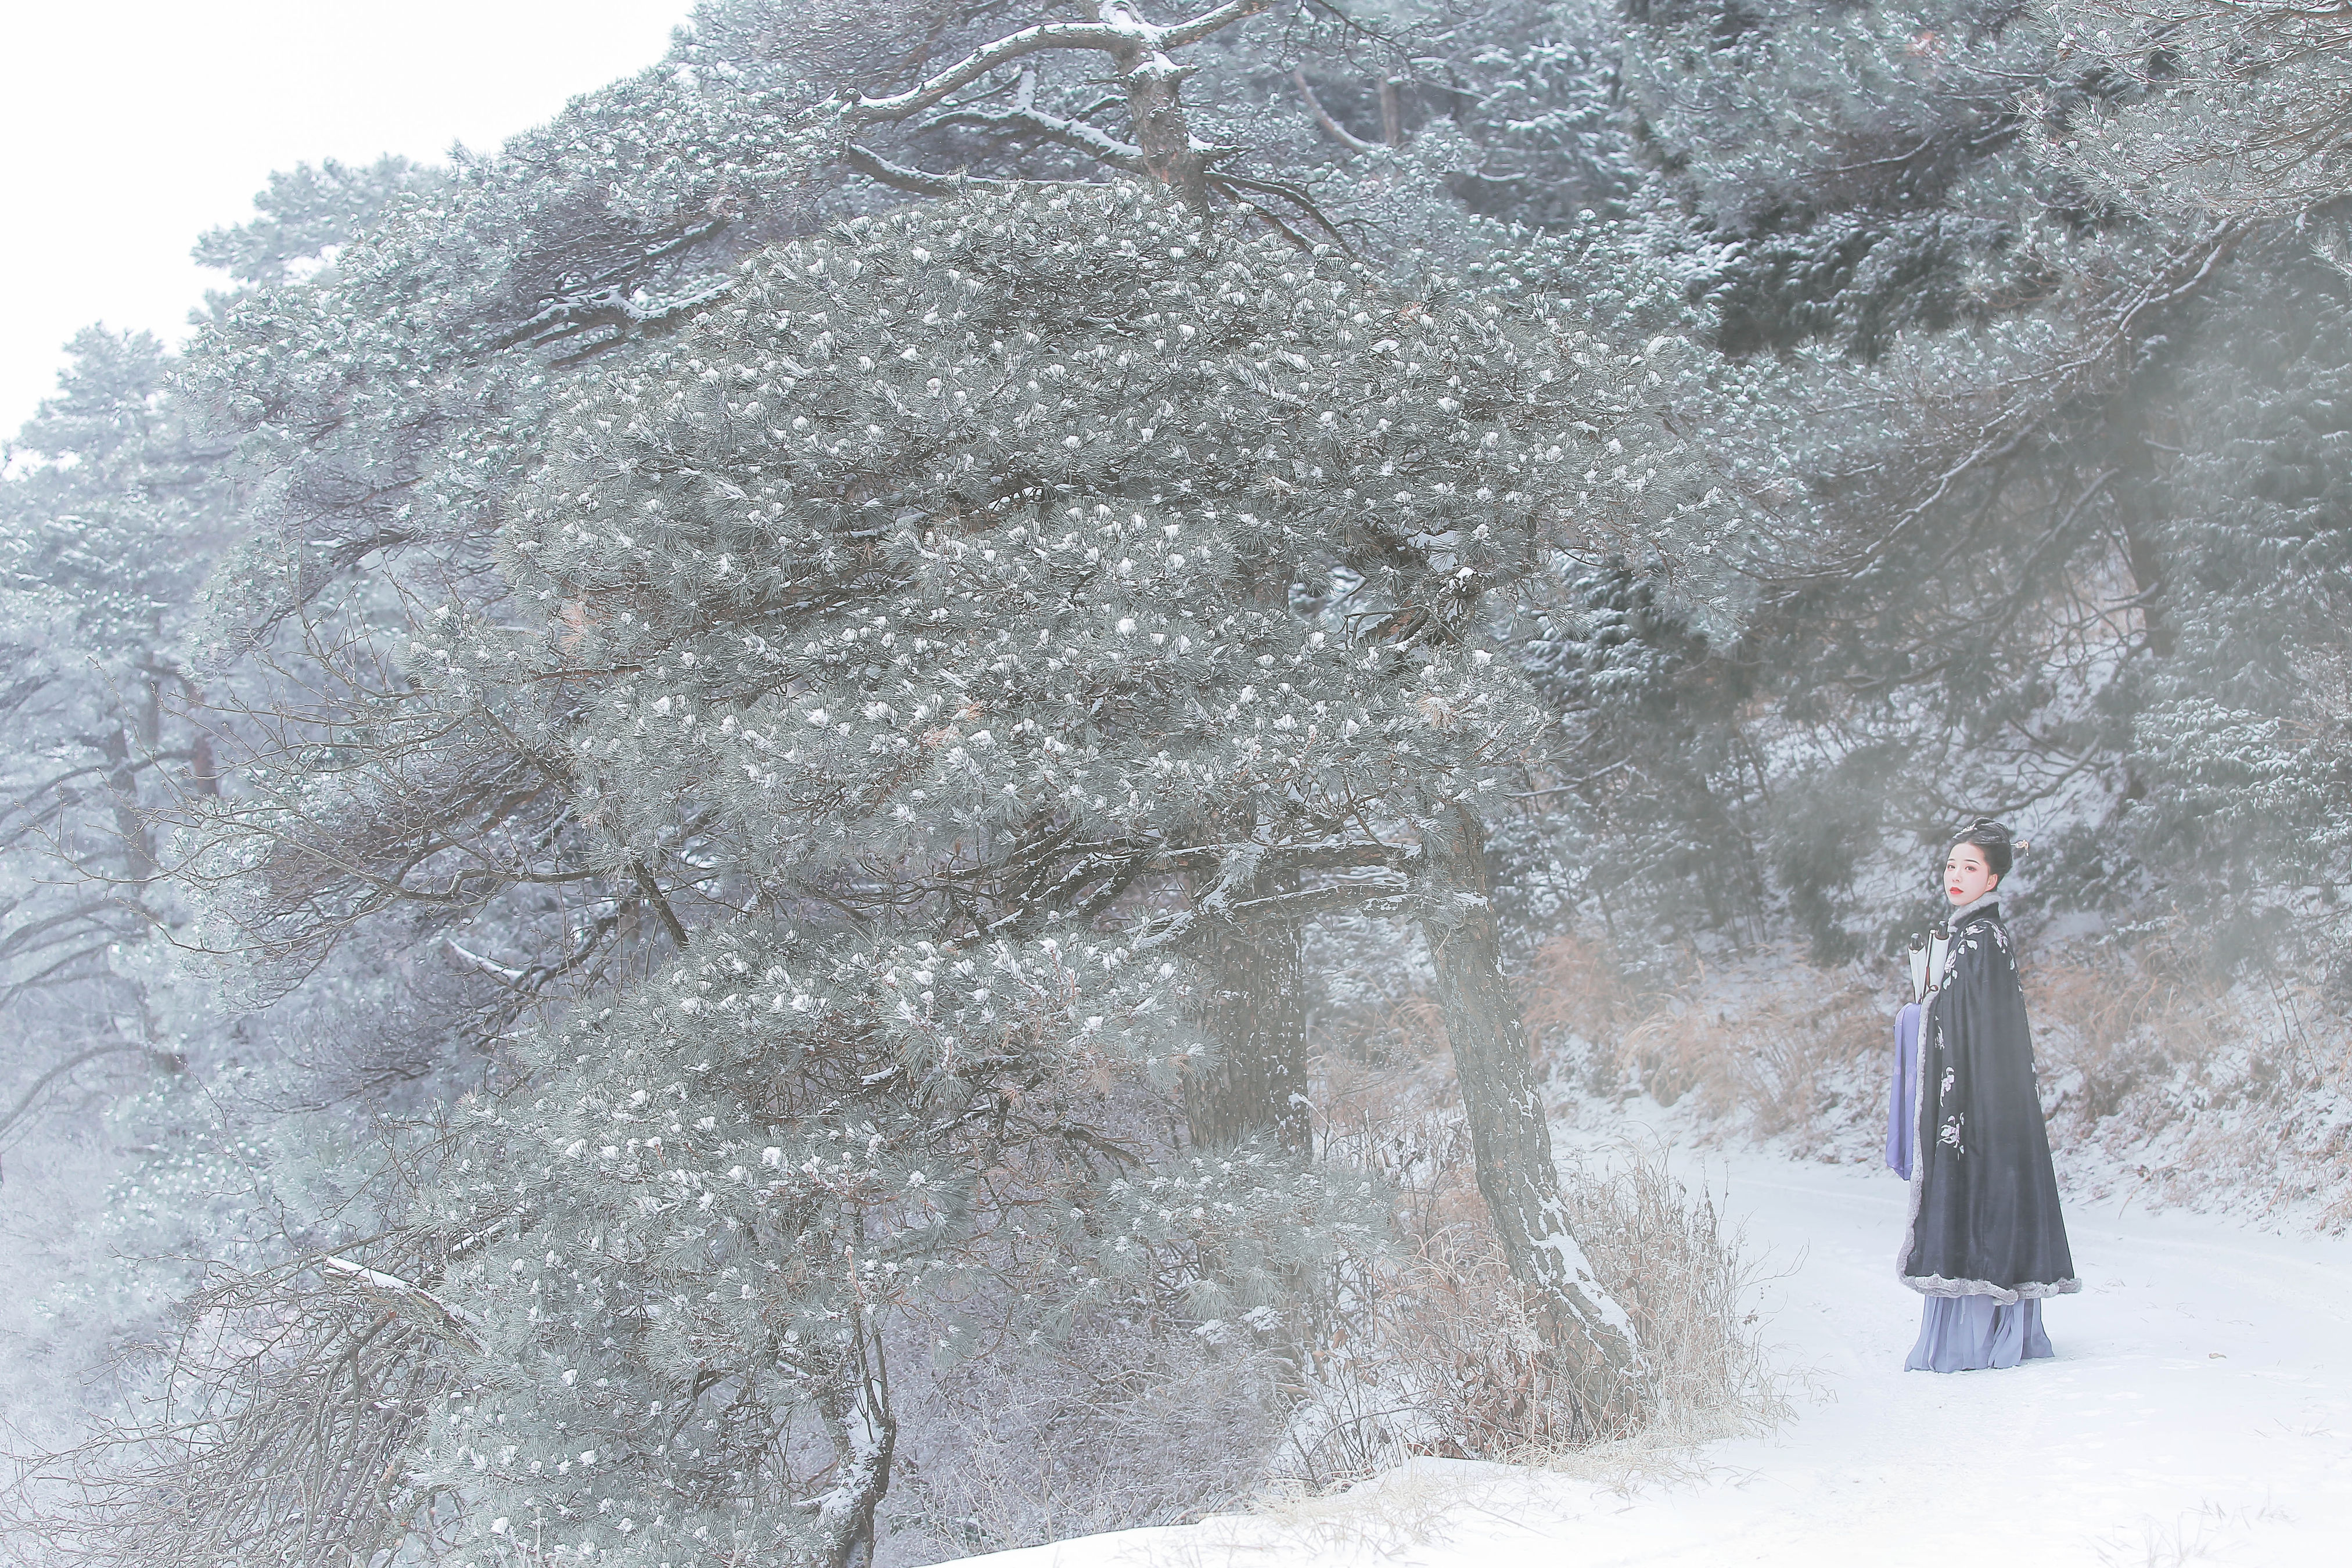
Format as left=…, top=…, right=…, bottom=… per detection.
left=850, top=23, right=1142, bottom=125
left=845, top=144, right=1017, bottom=197
left=1161, top=0, right=1275, bottom=49
left=927, top=104, right=1152, bottom=173
left=1293, top=67, right=1380, bottom=155
left=634, top=861, right=692, bottom=950
left=845, top=0, right=1271, bottom=127
left=318, top=1256, right=487, bottom=1355
left=0, top=1043, right=159, bottom=1146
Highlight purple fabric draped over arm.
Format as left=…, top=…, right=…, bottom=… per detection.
left=1888, top=1001, right=1920, bottom=1178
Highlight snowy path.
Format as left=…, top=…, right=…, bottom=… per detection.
left=942, top=1149, right=2352, bottom=1568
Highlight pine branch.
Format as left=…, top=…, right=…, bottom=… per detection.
left=845, top=145, right=1019, bottom=197
left=1292, top=67, right=1380, bottom=155
left=923, top=105, right=1152, bottom=174
left=845, top=0, right=1271, bottom=127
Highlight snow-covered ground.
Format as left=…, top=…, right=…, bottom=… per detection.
left=937, top=1143, right=2352, bottom=1568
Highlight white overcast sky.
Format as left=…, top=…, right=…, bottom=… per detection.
left=1, top=1, right=699, bottom=438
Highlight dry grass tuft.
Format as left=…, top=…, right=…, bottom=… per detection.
left=1245, top=1463, right=1510, bottom=1555
left=1519, top=934, right=1644, bottom=1060
left=1558, top=1140, right=1790, bottom=1445
left=1522, top=934, right=1886, bottom=1152
left=1276, top=1112, right=1785, bottom=1490
left=2031, top=934, right=2236, bottom=1137
left=2028, top=934, right=2352, bottom=1225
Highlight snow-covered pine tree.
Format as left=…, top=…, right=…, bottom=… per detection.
left=317, top=183, right=1714, bottom=1442
left=0, top=330, right=427, bottom=1565
left=0, top=163, right=624, bottom=1567
left=56, top=18, right=1696, bottom=1541
left=1469, top=0, right=2352, bottom=983
left=1614, top=0, right=2051, bottom=358
left=1484, top=0, right=2285, bottom=963
left=162, top=0, right=1675, bottom=1089
left=190, top=155, right=446, bottom=287
left=1509, top=562, right=1764, bottom=951
left=413, top=920, right=1380, bottom=1568
left=2025, top=0, right=2352, bottom=965
left=2036, top=0, right=2352, bottom=226
left=186, top=1, right=1324, bottom=670
left=0, top=330, right=228, bottom=1156
left=170, top=0, right=1407, bottom=1064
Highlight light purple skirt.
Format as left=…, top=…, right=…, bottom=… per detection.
left=1905, top=1294, right=2053, bottom=1373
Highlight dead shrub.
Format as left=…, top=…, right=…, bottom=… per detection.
left=1519, top=933, right=1644, bottom=1067
left=2026, top=934, right=2352, bottom=1225
left=2028, top=936, right=2235, bottom=1139
left=1691, top=968, right=1883, bottom=1143
left=1520, top=935, right=1885, bottom=1149
left=884, top=1321, right=1286, bottom=1562
left=1276, top=1117, right=1783, bottom=1487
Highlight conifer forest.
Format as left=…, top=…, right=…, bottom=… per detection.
left=4, top=3, right=2350, bottom=1565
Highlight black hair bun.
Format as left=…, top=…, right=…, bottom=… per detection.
left=1951, top=818, right=2017, bottom=879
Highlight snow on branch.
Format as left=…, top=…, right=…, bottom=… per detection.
left=844, top=0, right=1271, bottom=126
left=318, top=1255, right=487, bottom=1354
left=844, top=145, right=1022, bottom=197
left=926, top=104, right=1152, bottom=174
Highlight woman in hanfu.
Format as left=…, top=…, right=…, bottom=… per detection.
left=1890, top=819, right=2079, bottom=1372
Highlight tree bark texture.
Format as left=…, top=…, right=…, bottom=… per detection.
left=1184, top=861, right=1309, bottom=1152
left=1105, top=2, right=1213, bottom=207
left=1414, top=802, right=1642, bottom=1414
left=811, top=1321, right=897, bottom=1568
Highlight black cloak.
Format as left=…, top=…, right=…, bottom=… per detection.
left=1899, top=901, right=2080, bottom=1303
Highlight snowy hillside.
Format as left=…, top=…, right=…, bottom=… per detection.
left=935, top=1145, right=2352, bottom=1568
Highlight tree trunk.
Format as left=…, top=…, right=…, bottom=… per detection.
left=2119, top=509, right=2174, bottom=659
left=1184, top=862, right=1308, bottom=1152
left=99, top=724, right=156, bottom=883
left=811, top=1319, right=896, bottom=1568
left=1105, top=1, right=1212, bottom=208
left=1414, top=801, right=1642, bottom=1414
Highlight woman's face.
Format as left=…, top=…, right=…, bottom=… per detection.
left=1945, top=844, right=1999, bottom=905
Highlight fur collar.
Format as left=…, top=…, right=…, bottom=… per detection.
left=1945, top=889, right=2002, bottom=926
